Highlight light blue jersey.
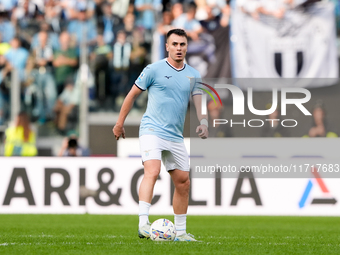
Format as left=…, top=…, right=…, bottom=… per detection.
left=135, top=58, right=201, bottom=142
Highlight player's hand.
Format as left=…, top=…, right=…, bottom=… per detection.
left=113, top=124, right=126, bottom=140
left=196, top=125, right=208, bottom=139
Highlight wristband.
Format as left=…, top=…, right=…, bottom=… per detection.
left=200, top=118, right=208, bottom=127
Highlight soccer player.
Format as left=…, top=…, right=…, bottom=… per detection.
left=113, top=28, right=208, bottom=241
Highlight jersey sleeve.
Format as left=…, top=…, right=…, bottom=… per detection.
left=135, top=65, right=154, bottom=91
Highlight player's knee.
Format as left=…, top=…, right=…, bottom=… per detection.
left=183, top=178, right=190, bottom=192
left=176, top=177, right=190, bottom=192
left=144, top=169, right=160, bottom=181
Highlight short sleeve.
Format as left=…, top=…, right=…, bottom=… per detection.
left=135, top=65, right=154, bottom=91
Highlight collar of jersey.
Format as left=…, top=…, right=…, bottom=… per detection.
left=165, top=59, right=186, bottom=72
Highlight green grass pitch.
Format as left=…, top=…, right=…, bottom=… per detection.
left=0, top=215, right=339, bottom=254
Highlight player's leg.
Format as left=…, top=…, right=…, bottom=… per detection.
left=138, top=135, right=163, bottom=238
left=138, top=159, right=161, bottom=236
left=169, top=169, right=190, bottom=215
left=165, top=142, right=197, bottom=241
left=169, top=170, right=196, bottom=241
left=139, top=160, right=161, bottom=202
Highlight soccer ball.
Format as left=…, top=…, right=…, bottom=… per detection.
left=150, top=218, right=177, bottom=241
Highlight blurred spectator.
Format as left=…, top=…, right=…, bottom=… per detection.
left=334, top=0, right=340, bottom=35
left=30, top=0, right=45, bottom=12
left=12, top=0, right=42, bottom=28
left=90, top=34, right=112, bottom=109
left=97, top=1, right=121, bottom=45
left=2, top=37, right=29, bottom=82
left=60, top=0, right=95, bottom=20
left=45, top=0, right=63, bottom=32
left=152, top=3, right=181, bottom=61
left=306, top=101, right=338, bottom=138
left=154, top=10, right=173, bottom=60
left=261, top=106, right=290, bottom=137
left=12, top=0, right=40, bottom=24
left=74, top=0, right=95, bottom=19
left=0, top=0, right=18, bottom=12
left=0, top=11, right=15, bottom=43
left=30, top=30, right=57, bottom=123
left=172, top=2, right=215, bottom=75
left=53, top=31, right=78, bottom=94
left=23, top=54, right=37, bottom=113
left=94, top=0, right=106, bottom=19
left=59, top=0, right=77, bottom=20
left=58, top=135, right=90, bottom=156
left=171, top=2, right=183, bottom=21
left=0, top=32, right=10, bottom=125
left=135, top=0, right=162, bottom=46
left=0, top=32, right=10, bottom=74
left=112, top=30, right=131, bottom=102
left=201, top=4, right=230, bottom=32
left=201, top=3, right=231, bottom=78
left=208, top=100, right=232, bottom=137
left=120, top=12, right=136, bottom=43
left=67, top=8, right=97, bottom=47
left=135, top=0, right=155, bottom=30
left=12, top=0, right=45, bottom=50
left=161, top=0, right=171, bottom=12
left=195, top=0, right=208, bottom=21
left=129, top=29, right=147, bottom=88
left=157, top=10, right=173, bottom=35
left=219, top=4, right=230, bottom=28
left=31, top=21, right=60, bottom=50
left=0, top=32, right=10, bottom=56
left=53, top=77, right=79, bottom=134
left=4, top=111, right=37, bottom=156
left=206, top=0, right=227, bottom=17
left=109, top=0, right=130, bottom=19
left=0, top=78, right=7, bottom=124
left=54, top=68, right=95, bottom=133
left=113, top=30, right=131, bottom=69
left=172, top=2, right=203, bottom=41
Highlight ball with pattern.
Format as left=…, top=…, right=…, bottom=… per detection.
left=150, top=218, right=177, bottom=241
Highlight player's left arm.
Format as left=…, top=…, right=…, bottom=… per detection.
left=193, top=94, right=208, bottom=139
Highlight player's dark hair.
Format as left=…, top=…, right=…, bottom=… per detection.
left=166, top=28, right=188, bottom=41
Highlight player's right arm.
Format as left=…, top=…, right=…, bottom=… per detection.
left=112, top=85, right=143, bottom=140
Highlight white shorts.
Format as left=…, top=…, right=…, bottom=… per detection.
left=139, top=135, right=189, bottom=172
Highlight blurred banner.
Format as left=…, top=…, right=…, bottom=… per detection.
left=0, top=158, right=339, bottom=215
left=231, top=2, right=338, bottom=87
